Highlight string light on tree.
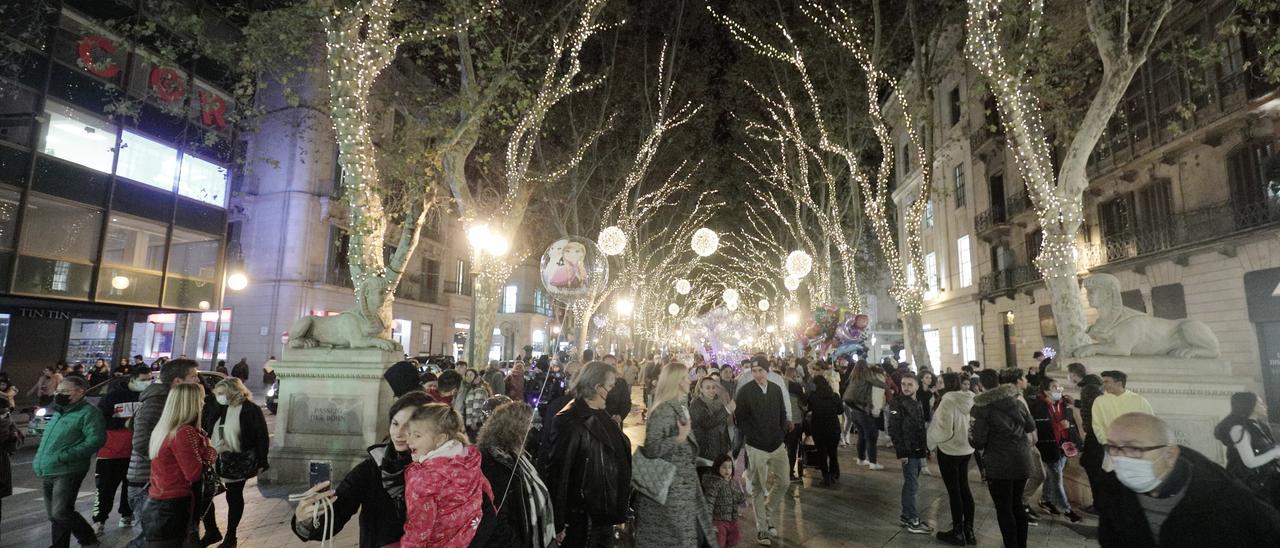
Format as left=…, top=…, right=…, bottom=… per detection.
left=784, top=275, right=800, bottom=291
left=691, top=227, right=720, bottom=257
left=675, top=278, right=692, bottom=295
left=668, top=303, right=680, bottom=316
left=597, top=226, right=626, bottom=256
left=785, top=250, right=813, bottom=278
left=758, top=298, right=770, bottom=311
left=722, top=288, right=740, bottom=306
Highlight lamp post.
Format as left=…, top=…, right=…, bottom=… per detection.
left=466, top=223, right=509, bottom=368
left=209, top=242, right=247, bottom=371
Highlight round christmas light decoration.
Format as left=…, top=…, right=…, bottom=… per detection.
left=785, top=250, right=813, bottom=278
left=721, top=288, right=740, bottom=306
left=726, top=300, right=739, bottom=311
left=758, top=298, right=770, bottom=312
left=784, top=275, right=800, bottom=291
left=690, top=227, right=719, bottom=257
left=597, top=226, right=626, bottom=256
left=668, top=303, right=680, bottom=316
left=675, top=279, right=691, bottom=295
left=111, top=275, right=131, bottom=290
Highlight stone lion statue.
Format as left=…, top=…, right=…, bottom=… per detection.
left=1074, top=273, right=1219, bottom=358
left=288, top=277, right=401, bottom=351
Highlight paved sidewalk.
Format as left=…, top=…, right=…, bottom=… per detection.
left=2, top=390, right=1098, bottom=547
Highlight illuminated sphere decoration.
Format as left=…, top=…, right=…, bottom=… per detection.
left=726, top=300, right=739, bottom=311
left=758, top=298, right=770, bottom=312
left=785, top=250, right=813, bottom=278
left=674, top=279, right=691, bottom=295
left=784, top=275, right=801, bottom=291
left=722, top=288, right=740, bottom=306
left=597, top=226, right=626, bottom=256
left=690, top=228, right=719, bottom=257
left=668, top=303, right=680, bottom=316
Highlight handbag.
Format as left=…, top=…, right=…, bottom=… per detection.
left=186, top=428, right=224, bottom=518
left=631, top=446, right=676, bottom=505
left=217, top=449, right=258, bottom=481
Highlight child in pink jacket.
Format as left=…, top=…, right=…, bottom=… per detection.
left=398, top=403, right=493, bottom=548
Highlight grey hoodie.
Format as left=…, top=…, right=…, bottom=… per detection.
left=127, top=383, right=170, bottom=484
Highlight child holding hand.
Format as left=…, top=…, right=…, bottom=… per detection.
left=702, top=453, right=747, bottom=548
left=399, top=403, right=493, bottom=548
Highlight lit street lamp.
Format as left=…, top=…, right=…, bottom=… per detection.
left=466, top=223, right=510, bottom=367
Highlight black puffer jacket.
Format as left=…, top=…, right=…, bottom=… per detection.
left=545, top=400, right=632, bottom=530
left=888, top=394, right=928, bottom=458
left=971, top=384, right=1035, bottom=480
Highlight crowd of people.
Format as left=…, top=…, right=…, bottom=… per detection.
left=3, top=348, right=1280, bottom=547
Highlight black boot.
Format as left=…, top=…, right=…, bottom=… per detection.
left=963, top=524, right=977, bottom=545
left=936, top=526, right=966, bottom=546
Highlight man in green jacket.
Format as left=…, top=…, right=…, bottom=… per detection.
left=34, top=375, right=105, bottom=547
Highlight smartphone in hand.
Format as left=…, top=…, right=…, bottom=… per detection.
left=309, top=461, right=332, bottom=489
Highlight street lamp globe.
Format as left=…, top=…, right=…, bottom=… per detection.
left=785, top=250, right=813, bottom=278
left=598, top=226, right=626, bottom=256
left=467, top=223, right=509, bottom=256
left=690, top=228, right=719, bottom=257
left=226, top=272, right=248, bottom=291
left=675, top=279, right=691, bottom=295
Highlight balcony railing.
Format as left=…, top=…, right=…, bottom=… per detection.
left=975, top=205, right=1010, bottom=240
left=1006, top=191, right=1033, bottom=219
left=1080, top=197, right=1280, bottom=268
left=978, top=265, right=1042, bottom=298
left=504, top=304, right=553, bottom=317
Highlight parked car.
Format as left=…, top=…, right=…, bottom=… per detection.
left=27, top=371, right=226, bottom=436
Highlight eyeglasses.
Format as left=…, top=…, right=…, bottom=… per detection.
left=1104, top=444, right=1167, bottom=458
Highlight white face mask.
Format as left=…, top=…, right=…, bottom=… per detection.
left=1113, top=456, right=1163, bottom=493
left=1049, top=391, right=1063, bottom=401
left=215, top=395, right=229, bottom=406
left=129, top=380, right=149, bottom=392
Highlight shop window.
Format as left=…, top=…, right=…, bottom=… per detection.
left=163, top=227, right=220, bottom=310
left=65, top=318, right=116, bottom=364
left=97, top=213, right=167, bottom=305
left=178, top=153, right=228, bottom=207
left=116, top=130, right=179, bottom=191
left=142, top=313, right=176, bottom=359
left=198, top=309, right=231, bottom=361
left=40, top=101, right=117, bottom=173
left=14, top=194, right=101, bottom=299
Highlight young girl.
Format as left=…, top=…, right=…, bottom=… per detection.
left=400, top=403, right=494, bottom=548
left=701, top=454, right=746, bottom=548
left=146, top=383, right=217, bottom=544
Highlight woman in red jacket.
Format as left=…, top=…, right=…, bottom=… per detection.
left=145, top=383, right=217, bottom=545
left=400, top=403, right=493, bottom=548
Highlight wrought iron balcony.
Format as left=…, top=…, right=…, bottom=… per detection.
left=1006, top=191, right=1034, bottom=221
left=1079, top=197, right=1280, bottom=268
left=978, top=265, right=1042, bottom=299
left=975, top=205, right=1011, bottom=242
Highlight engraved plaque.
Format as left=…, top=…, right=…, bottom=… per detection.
left=286, top=394, right=365, bottom=435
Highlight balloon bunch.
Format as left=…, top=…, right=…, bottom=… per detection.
left=798, top=305, right=871, bottom=359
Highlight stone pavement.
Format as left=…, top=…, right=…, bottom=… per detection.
left=2, top=391, right=1099, bottom=548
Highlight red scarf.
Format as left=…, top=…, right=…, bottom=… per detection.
left=1043, top=395, right=1069, bottom=443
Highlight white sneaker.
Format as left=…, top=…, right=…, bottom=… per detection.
left=768, top=526, right=778, bottom=537
left=868, top=463, right=886, bottom=471
left=857, top=459, right=870, bottom=466
left=93, top=522, right=105, bottom=536
left=921, top=465, right=932, bottom=476
left=119, top=515, right=135, bottom=527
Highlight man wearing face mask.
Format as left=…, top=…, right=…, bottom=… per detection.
left=90, top=370, right=148, bottom=534
left=33, top=376, right=107, bottom=547
left=1097, top=412, right=1280, bottom=547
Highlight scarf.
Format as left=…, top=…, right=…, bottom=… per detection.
left=1044, top=396, right=1069, bottom=444
left=212, top=404, right=244, bottom=453
left=491, top=448, right=556, bottom=547
left=369, top=443, right=410, bottom=517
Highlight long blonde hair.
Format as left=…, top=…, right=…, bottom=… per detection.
left=652, top=362, right=689, bottom=408
left=149, top=383, right=205, bottom=459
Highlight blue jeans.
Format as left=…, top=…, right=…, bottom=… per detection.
left=901, top=457, right=924, bottom=521
left=127, top=483, right=150, bottom=548
left=1041, top=454, right=1071, bottom=512
left=42, top=471, right=96, bottom=548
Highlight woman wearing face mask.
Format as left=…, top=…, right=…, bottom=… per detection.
left=690, top=377, right=733, bottom=474
left=456, top=369, right=492, bottom=441
left=1027, top=377, right=1082, bottom=523
left=291, top=391, right=432, bottom=547
left=201, top=378, right=270, bottom=547
left=90, top=370, right=149, bottom=534
left=1215, top=391, right=1280, bottom=509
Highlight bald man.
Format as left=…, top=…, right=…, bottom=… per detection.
left=1097, top=412, right=1280, bottom=547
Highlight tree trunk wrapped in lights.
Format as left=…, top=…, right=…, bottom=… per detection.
left=965, top=0, right=1171, bottom=356
left=714, top=1, right=934, bottom=369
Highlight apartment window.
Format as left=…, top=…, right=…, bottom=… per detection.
left=1227, top=141, right=1277, bottom=207
left=503, top=284, right=517, bottom=314
left=953, top=164, right=966, bottom=208
left=1136, top=179, right=1174, bottom=251
left=327, top=227, right=352, bottom=287
left=901, top=143, right=912, bottom=179
left=1026, top=229, right=1044, bottom=264
left=957, top=235, right=972, bottom=288
left=117, top=130, right=179, bottom=191
left=949, top=87, right=962, bottom=126
left=961, top=325, right=977, bottom=363
left=951, top=326, right=960, bottom=354
left=424, top=258, right=441, bottom=295
left=925, top=252, right=938, bottom=293
left=40, top=101, right=117, bottom=173
left=924, top=199, right=934, bottom=227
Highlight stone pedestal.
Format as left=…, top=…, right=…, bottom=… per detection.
left=259, top=347, right=398, bottom=485
left=1064, top=356, right=1251, bottom=464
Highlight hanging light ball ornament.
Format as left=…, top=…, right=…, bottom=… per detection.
left=668, top=303, right=680, bottom=316
left=597, top=226, right=626, bottom=256
left=785, top=250, right=813, bottom=278
left=784, top=275, right=801, bottom=291
left=758, top=298, right=770, bottom=312
left=722, top=288, right=740, bottom=306
left=674, top=279, right=692, bottom=295
left=690, top=228, right=720, bottom=257
left=726, top=300, right=739, bottom=311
